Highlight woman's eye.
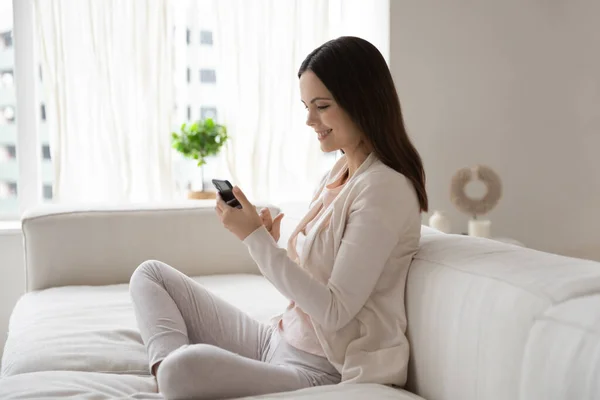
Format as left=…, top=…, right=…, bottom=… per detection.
left=317, top=105, right=330, bottom=110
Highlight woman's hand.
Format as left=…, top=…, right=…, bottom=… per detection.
left=215, top=187, right=263, bottom=241
left=259, top=208, right=285, bottom=242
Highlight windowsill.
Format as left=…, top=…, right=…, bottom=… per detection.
left=0, top=221, right=22, bottom=235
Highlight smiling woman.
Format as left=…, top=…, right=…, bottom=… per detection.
left=130, top=35, right=428, bottom=399
left=298, top=37, right=428, bottom=211
left=300, top=75, right=365, bottom=157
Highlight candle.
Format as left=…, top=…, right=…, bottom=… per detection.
left=468, top=219, right=491, bottom=238
left=429, top=211, right=451, bottom=233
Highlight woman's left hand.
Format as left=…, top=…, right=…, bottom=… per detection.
left=215, top=186, right=263, bottom=241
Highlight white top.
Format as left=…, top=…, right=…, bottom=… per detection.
left=244, top=152, right=422, bottom=386
left=276, top=164, right=349, bottom=357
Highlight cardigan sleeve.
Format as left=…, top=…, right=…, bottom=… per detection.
left=243, top=177, right=418, bottom=332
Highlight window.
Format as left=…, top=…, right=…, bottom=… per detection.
left=1, top=0, right=53, bottom=219
left=200, top=106, right=216, bottom=120
left=36, top=25, right=53, bottom=203
left=0, top=181, right=14, bottom=198
left=172, top=0, right=221, bottom=196
left=1, top=105, right=15, bottom=123
left=42, top=183, right=52, bottom=200
left=0, top=69, right=13, bottom=87
left=39, top=102, right=53, bottom=204
left=41, top=144, right=50, bottom=160
left=0, top=31, right=11, bottom=49
left=199, top=30, right=213, bottom=45
left=0, top=180, right=17, bottom=206
left=199, top=69, right=216, bottom=84
left=0, top=0, right=17, bottom=217
left=1, top=144, right=16, bottom=159
left=3, top=0, right=365, bottom=216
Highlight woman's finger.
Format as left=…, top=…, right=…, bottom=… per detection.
left=272, top=213, right=284, bottom=239
left=260, top=208, right=273, bottom=229
left=260, top=214, right=271, bottom=230
left=273, top=213, right=284, bottom=225
left=215, top=193, right=229, bottom=212
left=232, top=186, right=253, bottom=208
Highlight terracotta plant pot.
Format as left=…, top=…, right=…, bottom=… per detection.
left=187, top=190, right=216, bottom=200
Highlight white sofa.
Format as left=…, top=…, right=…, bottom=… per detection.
left=1, top=203, right=599, bottom=400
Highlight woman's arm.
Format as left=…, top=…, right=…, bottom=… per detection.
left=243, top=177, right=419, bottom=332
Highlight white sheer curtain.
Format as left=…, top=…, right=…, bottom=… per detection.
left=214, top=0, right=336, bottom=204
left=35, top=0, right=175, bottom=203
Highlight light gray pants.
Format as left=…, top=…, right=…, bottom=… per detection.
left=129, top=260, right=340, bottom=400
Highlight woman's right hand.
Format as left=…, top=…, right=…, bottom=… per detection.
left=259, top=208, right=285, bottom=242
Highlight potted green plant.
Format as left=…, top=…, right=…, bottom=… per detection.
left=171, top=118, right=229, bottom=199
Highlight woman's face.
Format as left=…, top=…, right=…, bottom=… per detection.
left=299, top=70, right=363, bottom=154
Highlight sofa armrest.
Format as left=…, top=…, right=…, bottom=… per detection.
left=21, top=201, right=279, bottom=291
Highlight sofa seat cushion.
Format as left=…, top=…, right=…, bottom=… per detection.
left=0, top=271, right=424, bottom=399
left=0, top=371, right=161, bottom=399
left=1, top=273, right=289, bottom=377
left=0, top=372, right=424, bottom=400
left=242, top=384, right=426, bottom=399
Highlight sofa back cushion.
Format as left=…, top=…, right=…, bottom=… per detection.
left=405, top=228, right=600, bottom=400
left=21, top=202, right=278, bottom=291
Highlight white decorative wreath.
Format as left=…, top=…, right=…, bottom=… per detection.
left=450, top=165, right=502, bottom=217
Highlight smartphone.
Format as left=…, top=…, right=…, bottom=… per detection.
left=211, top=179, right=242, bottom=209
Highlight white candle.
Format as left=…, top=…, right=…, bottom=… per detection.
left=468, top=219, right=491, bottom=238
left=429, top=211, right=451, bottom=233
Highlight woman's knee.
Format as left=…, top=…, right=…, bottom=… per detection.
left=157, top=344, right=222, bottom=399
left=129, top=259, right=166, bottom=294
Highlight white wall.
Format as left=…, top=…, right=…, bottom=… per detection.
left=390, top=1, right=600, bottom=261
left=0, top=231, right=25, bottom=358
left=328, top=0, right=390, bottom=62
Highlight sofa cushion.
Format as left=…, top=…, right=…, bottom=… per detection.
left=21, top=203, right=280, bottom=291
left=1, top=274, right=288, bottom=377
left=0, top=272, right=423, bottom=399
left=405, top=232, right=600, bottom=400
left=0, top=372, right=423, bottom=400
left=520, top=294, right=600, bottom=399
left=241, top=383, right=426, bottom=399
left=0, top=371, right=161, bottom=399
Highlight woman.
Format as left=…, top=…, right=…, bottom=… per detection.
left=130, top=36, right=428, bottom=400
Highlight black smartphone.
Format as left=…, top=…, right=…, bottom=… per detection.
left=211, top=179, right=242, bottom=209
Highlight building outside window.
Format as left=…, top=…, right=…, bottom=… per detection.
left=0, top=0, right=53, bottom=218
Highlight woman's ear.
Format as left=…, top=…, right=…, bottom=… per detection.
left=359, top=137, right=373, bottom=152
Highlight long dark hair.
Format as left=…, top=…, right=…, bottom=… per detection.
left=298, top=36, right=428, bottom=212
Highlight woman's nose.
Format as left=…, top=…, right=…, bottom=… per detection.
left=306, top=110, right=318, bottom=127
